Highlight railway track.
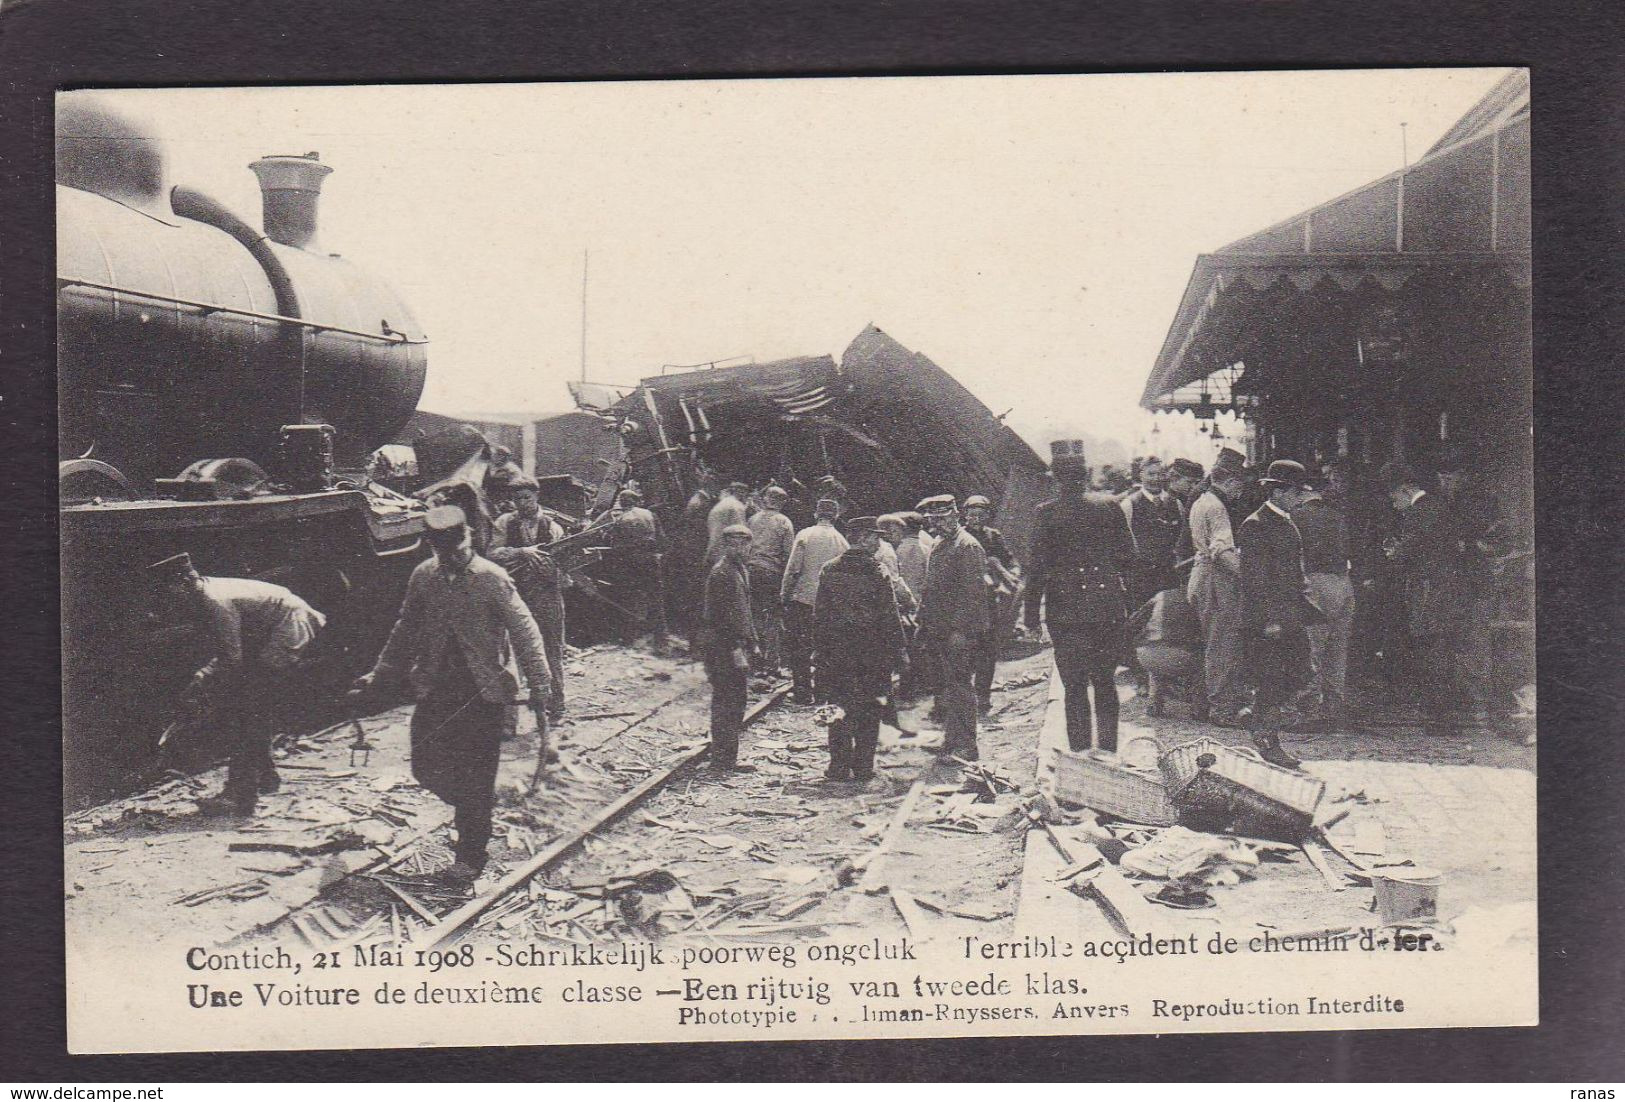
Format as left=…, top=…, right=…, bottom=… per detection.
left=264, top=681, right=793, bottom=951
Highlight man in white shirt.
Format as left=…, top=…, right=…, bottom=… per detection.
left=1186, top=460, right=1249, bottom=723
left=779, top=498, right=849, bottom=703
left=705, top=481, right=751, bottom=567
left=153, top=551, right=327, bottom=818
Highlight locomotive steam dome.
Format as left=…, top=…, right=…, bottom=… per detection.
left=57, top=96, right=428, bottom=486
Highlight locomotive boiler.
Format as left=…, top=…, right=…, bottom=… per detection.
left=58, top=97, right=431, bottom=803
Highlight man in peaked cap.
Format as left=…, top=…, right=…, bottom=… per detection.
left=1236, top=460, right=1321, bottom=768
left=780, top=497, right=849, bottom=703
left=962, top=494, right=1019, bottom=713
left=1024, top=441, right=1136, bottom=752
left=1168, top=456, right=1205, bottom=487
left=813, top=516, right=908, bottom=785
left=151, top=551, right=327, bottom=817
left=605, top=485, right=670, bottom=647
left=701, top=523, right=760, bottom=772
left=352, top=506, right=553, bottom=886
left=916, top=494, right=991, bottom=758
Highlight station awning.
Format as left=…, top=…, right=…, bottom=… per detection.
left=1142, top=79, right=1530, bottom=409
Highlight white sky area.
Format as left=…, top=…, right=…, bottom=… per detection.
left=72, top=70, right=1512, bottom=460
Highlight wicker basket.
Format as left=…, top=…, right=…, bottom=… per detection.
left=1048, top=737, right=1179, bottom=826
left=1157, top=737, right=1325, bottom=842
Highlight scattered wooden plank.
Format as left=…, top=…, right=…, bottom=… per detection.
left=1315, top=826, right=1374, bottom=874
left=372, top=876, right=441, bottom=926
left=889, top=887, right=931, bottom=941
left=709, top=920, right=860, bottom=936
left=1061, top=841, right=1163, bottom=938
left=948, top=902, right=1011, bottom=923
left=1014, top=829, right=1117, bottom=939
left=1302, top=842, right=1349, bottom=892
left=856, top=776, right=931, bottom=893
left=773, top=895, right=823, bottom=921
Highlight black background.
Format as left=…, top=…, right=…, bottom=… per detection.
left=3, top=0, right=1621, bottom=1082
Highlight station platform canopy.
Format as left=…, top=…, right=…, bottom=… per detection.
left=1142, top=71, right=1531, bottom=411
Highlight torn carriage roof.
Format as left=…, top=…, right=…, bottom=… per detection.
left=585, top=325, right=1049, bottom=558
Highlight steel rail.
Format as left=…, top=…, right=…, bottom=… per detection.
left=424, top=683, right=793, bottom=948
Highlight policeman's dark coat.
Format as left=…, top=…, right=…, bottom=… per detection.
left=1023, top=491, right=1135, bottom=630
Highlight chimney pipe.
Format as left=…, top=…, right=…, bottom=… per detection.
left=248, top=152, right=333, bottom=250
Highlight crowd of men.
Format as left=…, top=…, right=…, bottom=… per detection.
left=697, top=485, right=1022, bottom=785
left=146, top=433, right=1524, bottom=887
left=1040, top=441, right=1528, bottom=769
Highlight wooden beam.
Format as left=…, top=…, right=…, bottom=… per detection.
left=424, top=684, right=791, bottom=948
left=1061, top=839, right=1163, bottom=939
left=856, top=775, right=931, bottom=893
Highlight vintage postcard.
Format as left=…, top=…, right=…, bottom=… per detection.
left=59, top=70, right=1534, bottom=1053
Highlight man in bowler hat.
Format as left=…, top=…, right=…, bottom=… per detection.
left=701, top=523, right=759, bottom=773
left=1237, top=460, right=1321, bottom=768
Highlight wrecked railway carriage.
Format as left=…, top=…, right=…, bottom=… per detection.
left=583, top=325, right=1051, bottom=561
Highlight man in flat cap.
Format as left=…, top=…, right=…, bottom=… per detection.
left=917, top=495, right=992, bottom=759
left=813, top=516, right=908, bottom=785
left=605, top=486, right=669, bottom=647
left=746, top=485, right=796, bottom=675
left=701, top=523, right=759, bottom=772
left=1237, top=460, right=1321, bottom=767
left=1024, top=442, right=1135, bottom=752
left=1166, top=458, right=1205, bottom=573
left=353, top=506, right=553, bottom=885
left=780, top=497, right=849, bottom=703
left=151, top=552, right=327, bottom=817
left=490, top=475, right=568, bottom=723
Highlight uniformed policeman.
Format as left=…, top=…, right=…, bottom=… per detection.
left=1023, top=440, right=1136, bottom=753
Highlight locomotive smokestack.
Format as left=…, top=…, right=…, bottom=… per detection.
left=248, top=152, right=333, bottom=250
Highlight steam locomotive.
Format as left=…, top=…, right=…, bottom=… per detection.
left=58, top=97, right=432, bottom=803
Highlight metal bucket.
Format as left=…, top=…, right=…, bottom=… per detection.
left=1371, top=867, right=1443, bottom=924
